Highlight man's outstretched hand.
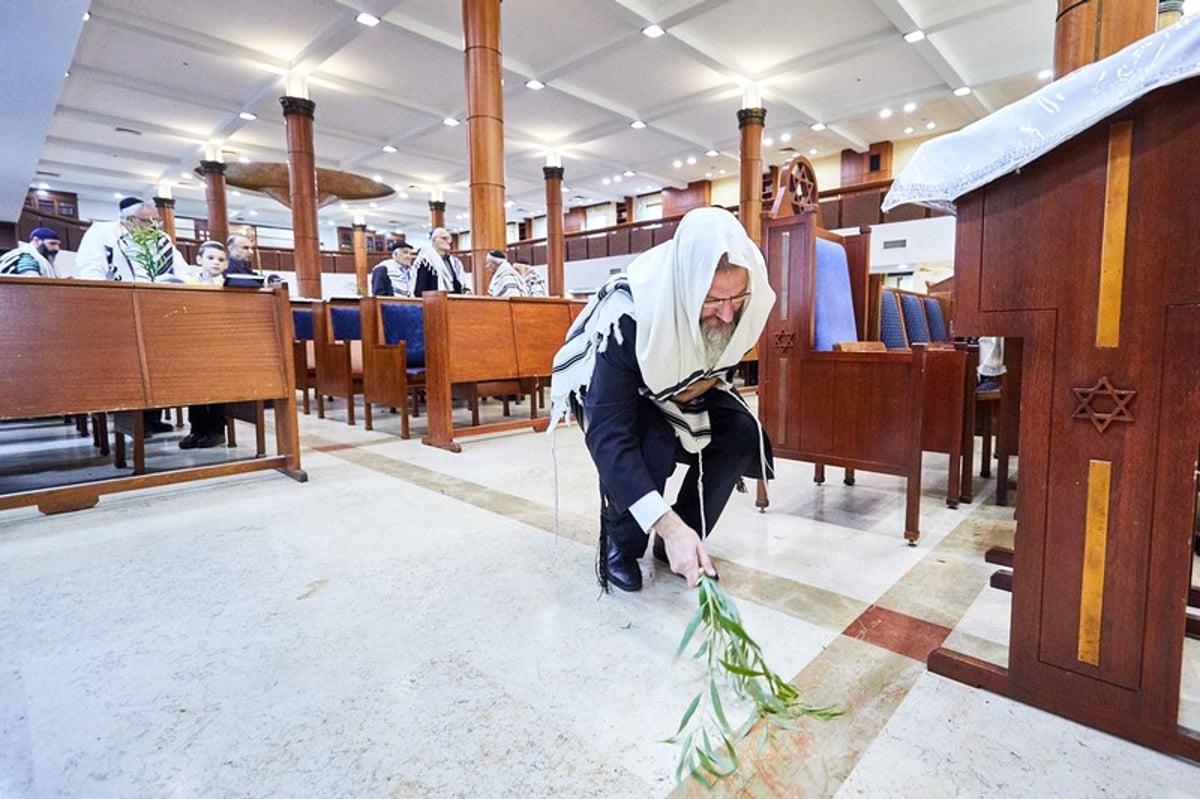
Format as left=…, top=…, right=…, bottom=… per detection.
left=654, top=510, right=717, bottom=587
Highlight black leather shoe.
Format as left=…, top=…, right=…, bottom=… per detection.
left=149, top=420, right=174, bottom=434
left=195, top=433, right=225, bottom=449
left=604, top=540, right=642, bottom=592
left=178, top=433, right=200, bottom=450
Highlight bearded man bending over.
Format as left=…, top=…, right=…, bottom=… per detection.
left=549, top=207, right=775, bottom=592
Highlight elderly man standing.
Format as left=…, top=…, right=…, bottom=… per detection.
left=550, top=207, right=775, bottom=592
left=76, top=196, right=186, bottom=282
left=412, top=227, right=469, bottom=295
left=0, top=227, right=61, bottom=277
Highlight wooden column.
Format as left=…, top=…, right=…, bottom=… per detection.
left=153, top=197, right=176, bottom=242
left=462, top=0, right=507, bottom=289
left=738, top=107, right=767, bottom=245
left=1054, top=0, right=1156, bottom=77
left=352, top=222, right=368, bottom=295
left=280, top=95, right=321, bottom=299
left=543, top=165, right=564, bottom=297
left=429, top=200, right=446, bottom=230
left=198, top=160, right=229, bottom=248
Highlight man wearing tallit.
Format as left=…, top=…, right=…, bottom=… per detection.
left=550, top=207, right=774, bottom=592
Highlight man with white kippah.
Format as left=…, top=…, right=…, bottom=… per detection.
left=76, top=196, right=186, bottom=283
left=0, top=227, right=61, bottom=277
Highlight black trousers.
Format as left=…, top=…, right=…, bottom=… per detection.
left=600, top=391, right=769, bottom=560
left=187, top=403, right=226, bottom=436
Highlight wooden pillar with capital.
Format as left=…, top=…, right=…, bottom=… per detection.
left=462, top=0, right=507, bottom=291
left=198, top=160, right=229, bottom=248
left=738, top=106, right=767, bottom=245
left=429, top=200, right=446, bottom=231
left=1053, top=0, right=1155, bottom=77
left=352, top=220, right=368, bottom=295
left=543, top=165, right=564, bottom=297
left=153, top=196, right=176, bottom=242
left=280, top=95, right=322, bottom=299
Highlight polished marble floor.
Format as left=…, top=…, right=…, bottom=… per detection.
left=1, top=398, right=1198, bottom=798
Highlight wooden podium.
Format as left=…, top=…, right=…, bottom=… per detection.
left=929, top=76, right=1200, bottom=760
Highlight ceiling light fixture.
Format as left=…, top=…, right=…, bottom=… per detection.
left=809, top=148, right=818, bottom=155
left=705, top=149, right=719, bottom=157
left=372, top=174, right=382, bottom=182
left=623, top=170, right=635, bottom=177
left=953, top=86, right=972, bottom=97
left=83, top=11, right=91, bottom=21
left=903, top=30, right=926, bottom=43
left=382, top=144, right=397, bottom=153
left=780, top=133, right=791, bottom=142
left=717, top=169, right=726, bottom=175
left=810, top=122, right=826, bottom=132
left=904, top=126, right=914, bottom=135
left=672, top=159, right=682, bottom=168
left=686, top=156, right=696, bottom=165
left=926, top=121, right=937, bottom=130
left=879, top=108, right=893, bottom=119
left=630, top=120, right=646, bottom=129
left=356, top=12, right=381, bottom=27
left=602, top=178, right=611, bottom=185
left=902, top=101, right=916, bottom=113
left=525, top=79, right=545, bottom=90
left=238, top=111, right=257, bottom=121
left=613, top=175, right=622, bottom=183
left=443, top=117, right=460, bottom=126
left=642, top=24, right=665, bottom=38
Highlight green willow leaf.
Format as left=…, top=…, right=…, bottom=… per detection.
left=675, top=692, right=702, bottom=736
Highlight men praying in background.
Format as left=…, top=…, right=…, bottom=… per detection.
left=371, top=242, right=415, bottom=297
left=76, top=196, right=186, bottom=283
left=0, top=227, right=61, bottom=277
left=225, top=233, right=258, bottom=275
left=412, top=227, right=469, bottom=295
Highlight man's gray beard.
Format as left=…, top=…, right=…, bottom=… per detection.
left=701, top=322, right=736, bottom=369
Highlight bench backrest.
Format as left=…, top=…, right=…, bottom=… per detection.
left=924, top=296, right=949, bottom=342
left=380, top=302, right=424, bottom=368
left=813, top=237, right=860, bottom=351
left=329, top=305, right=362, bottom=341
left=898, top=291, right=931, bottom=344
left=879, top=290, right=908, bottom=349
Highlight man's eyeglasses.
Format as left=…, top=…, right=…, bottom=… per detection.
left=700, top=291, right=751, bottom=310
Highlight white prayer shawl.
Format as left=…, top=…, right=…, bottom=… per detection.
left=0, top=242, right=58, bottom=278
left=413, top=244, right=465, bottom=292
left=76, top=220, right=185, bottom=283
left=549, top=206, right=775, bottom=453
left=488, top=261, right=526, bottom=297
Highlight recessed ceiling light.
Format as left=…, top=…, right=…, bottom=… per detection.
left=525, top=79, right=545, bottom=90
left=903, top=30, right=926, bottom=43
left=504, top=200, right=514, bottom=207
left=613, top=175, right=622, bottom=183
left=705, top=171, right=713, bottom=178
left=630, top=119, right=646, bottom=129
left=686, top=156, right=696, bottom=165
left=340, top=203, right=349, bottom=210
left=904, top=126, right=914, bottom=135
left=180, top=171, right=191, bottom=179
left=717, top=169, right=726, bottom=175
left=400, top=192, right=409, bottom=199
left=1038, top=68, right=1053, bottom=80
left=356, top=12, right=381, bottom=27
left=372, top=174, right=382, bottom=182
left=238, top=111, right=257, bottom=121
left=810, top=122, right=826, bottom=132
left=623, top=170, right=635, bottom=177
left=602, top=177, right=611, bottom=185
left=642, top=24, right=665, bottom=38
left=369, top=202, right=378, bottom=208
left=953, top=86, right=972, bottom=97
left=443, top=117, right=460, bottom=127
left=113, top=192, right=123, bottom=199
left=382, top=144, right=397, bottom=153
left=83, top=11, right=90, bottom=21
left=926, top=121, right=937, bottom=130
left=248, top=209, right=259, bottom=216
left=879, top=108, right=893, bottom=119
left=903, top=102, right=917, bottom=113
left=763, top=137, right=774, bottom=146
left=809, top=148, right=818, bottom=155
left=780, top=133, right=791, bottom=143
left=672, top=159, right=682, bottom=168
left=705, top=149, right=719, bottom=157
left=64, top=71, right=70, bottom=78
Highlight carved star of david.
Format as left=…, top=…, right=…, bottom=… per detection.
left=1071, top=376, right=1136, bottom=433
left=772, top=329, right=795, bottom=352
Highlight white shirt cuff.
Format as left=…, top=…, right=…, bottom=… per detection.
left=629, top=491, right=671, bottom=533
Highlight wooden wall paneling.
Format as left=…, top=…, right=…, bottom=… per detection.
left=661, top=180, right=712, bottom=217
left=532, top=242, right=547, bottom=266
left=607, top=227, right=630, bottom=256
left=585, top=234, right=608, bottom=260
left=565, top=237, right=587, bottom=262
left=564, top=207, right=586, bottom=233
left=840, top=189, right=885, bottom=228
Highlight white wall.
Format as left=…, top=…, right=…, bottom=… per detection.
left=834, top=215, right=956, bottom=274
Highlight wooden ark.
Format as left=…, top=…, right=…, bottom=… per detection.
left=929, top=77, right=1200, bottom=760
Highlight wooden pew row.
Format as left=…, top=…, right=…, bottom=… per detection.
left=0, top=276, right=306, bottom=514
left=418, top=293, right=584, bottom=452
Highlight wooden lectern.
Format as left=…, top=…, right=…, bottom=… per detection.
left=927, top=76, right=1200, bottom=760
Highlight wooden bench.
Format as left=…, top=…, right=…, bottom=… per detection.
left=0, top=276, right=306, bottom=514
left=419, top=292, right=583, bottom=452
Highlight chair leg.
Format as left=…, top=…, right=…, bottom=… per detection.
left=226, top=409, right=238, bottom=448
left=364, top=399, right=373, bottom=431
left=113, top=425, right=126, bottom=468
left=133, top=413, right=146, bottom=475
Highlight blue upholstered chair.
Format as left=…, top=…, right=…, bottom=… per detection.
left=364, top=300, right=426, bottom=439
left=813, top=238, right=860, bottom=351
left=924, top=296, right=950, bottom=342
left=879, top=290, right=908, bottom=349
left=291, top=306, right=316, bottom=415
left=315, top=301, right=368, bottom=426
left=898, top=291, right=931, bottom=344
